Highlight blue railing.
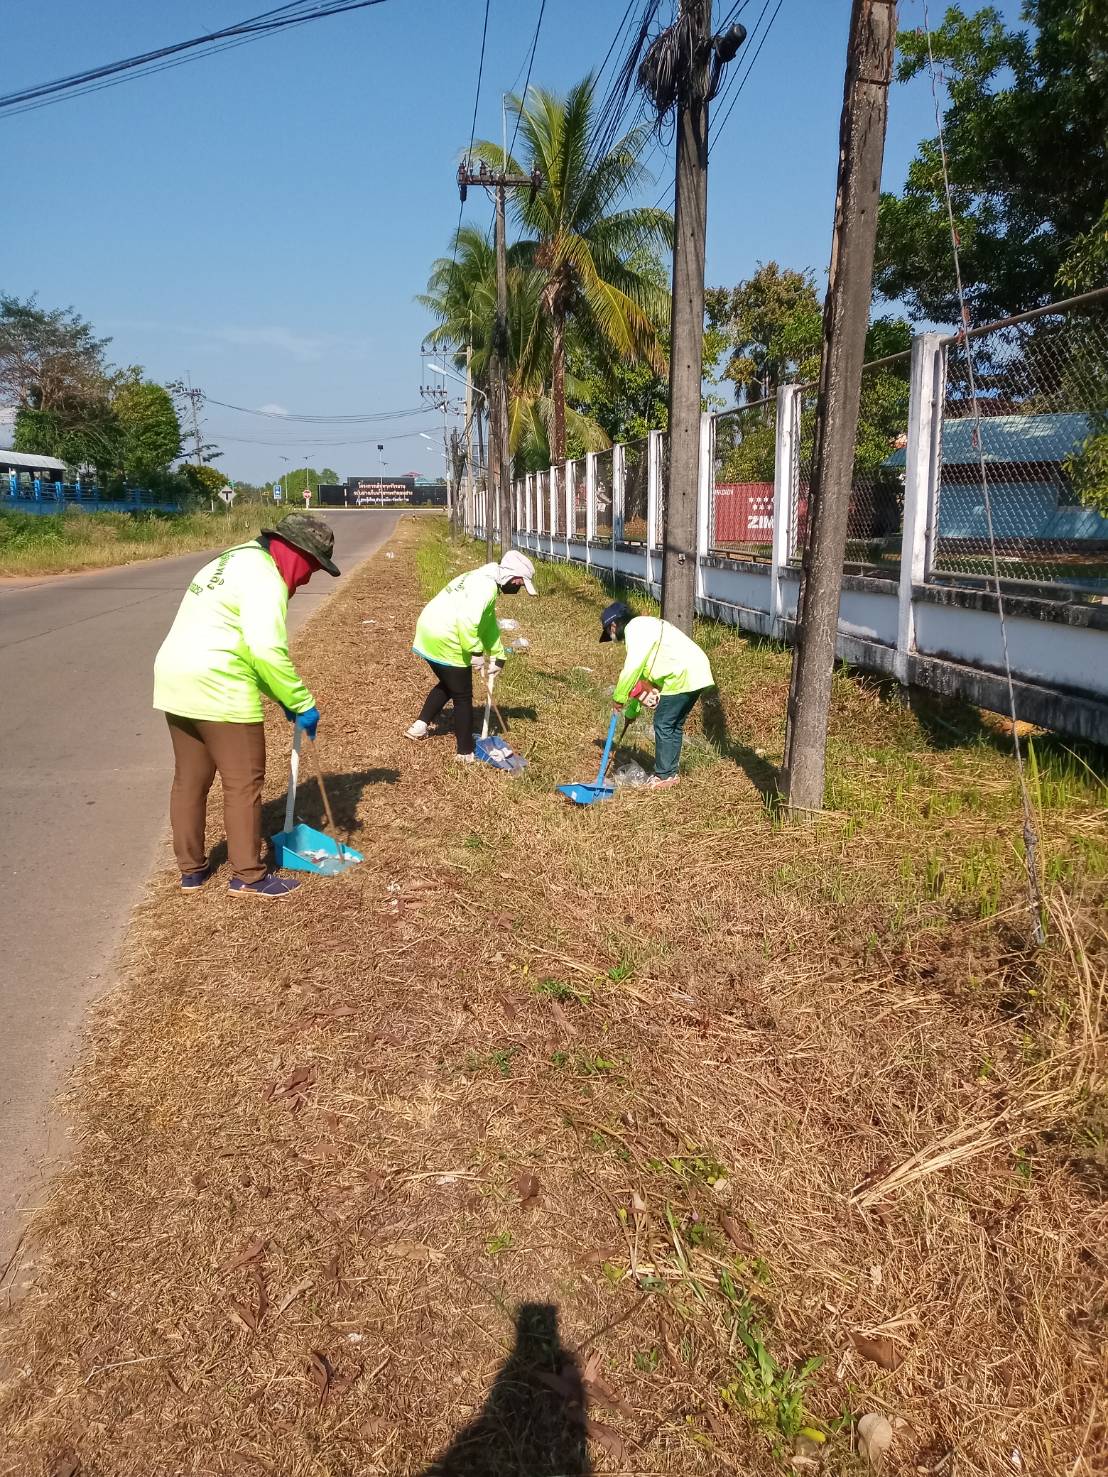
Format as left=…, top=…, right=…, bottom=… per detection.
left=2, top=478, right=184, bottom=515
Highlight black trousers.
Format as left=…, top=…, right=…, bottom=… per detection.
left=419, top=659, right=475, bottom=755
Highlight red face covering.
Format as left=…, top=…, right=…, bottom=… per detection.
left=268, top=536, right=318, bottom=596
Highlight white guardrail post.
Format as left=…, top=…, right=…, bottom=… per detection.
left=896, top=331, right=946, bottom=683
left=770, top=385, right=801, bottom=639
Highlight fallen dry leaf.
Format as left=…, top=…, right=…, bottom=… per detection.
left=586, top=1419, right=627, bottom=1462
left=549, top=999, right=578, bottom=1037
left=721, top=1213, right=752, bottom=1251
left=858, top=1412, right=894, bottom=1470
left=851, top=1332, right=901, bottom=1371
left=514, top=1170, right=541, bottom=1207
left=308, top=1351, right=333, bottom=1407
left=390, top=1240, right=444, bottom=1263
left=269, top=1065, right=315, bottom=1103
left=219, top=1235, right=268, bottom=1273
left=49, top=1453, right=80, bottom=1477
left=274, top=1275, right=314, bottom=1319
left=582, top=1349, right=634, bottom=1417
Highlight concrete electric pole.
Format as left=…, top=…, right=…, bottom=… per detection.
left=638, top=4, right=746, bottom=635
left=457, top=160, right=542, bottom=557
left=782, top=0, right=897, bottom=814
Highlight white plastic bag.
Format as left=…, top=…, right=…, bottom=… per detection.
left=613, top=760, right=650, bottom=788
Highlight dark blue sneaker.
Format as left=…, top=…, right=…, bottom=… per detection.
left=180, top=864, right=213, bottom=892
left=228, top=873, right=301, bottom=900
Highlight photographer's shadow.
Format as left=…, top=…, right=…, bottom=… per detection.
left=422, top=1303, right=591, bottom=1476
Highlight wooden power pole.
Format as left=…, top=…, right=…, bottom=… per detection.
left=457, top=161, right=541, bottom=556
left=782, top=0, right=896, bottom=813
left=663, top=0, right=712, bottom=635
left=645, top=2, right=745, bottom=634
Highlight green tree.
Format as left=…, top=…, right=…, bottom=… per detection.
left=0, top=294, right=113, bottom=411
left=180, top=463, right=228, bottom=500
left=708, top=265, right=911, bottom=482
left=706, top=263, right=823, bottom=405
left=113, top=377, right=182, bottom=479
left=473, top=76, right=673, bottom=462
left=875, top=1, right=1108, bottom=321
left=420, top=224, right=605, bottom=468
left=278, top=466, right=339, bottom=500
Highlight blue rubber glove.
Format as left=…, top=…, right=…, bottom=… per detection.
left=294, top=705, right=320, bottom=739
left=280, top=703, right=297, bottom=721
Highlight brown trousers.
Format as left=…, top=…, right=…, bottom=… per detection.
left=166, top=715, right=267, bottom=884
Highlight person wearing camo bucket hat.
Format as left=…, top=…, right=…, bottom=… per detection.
left=406, top=549, right=536, bottom=761
left=153, top=514, right=339, bottom=899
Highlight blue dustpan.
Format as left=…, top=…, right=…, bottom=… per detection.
left=272, top=821, right=363, bottom=875
left=272, top=730, right=363, bottom=875
left=558, top=713, right=619, bottom=807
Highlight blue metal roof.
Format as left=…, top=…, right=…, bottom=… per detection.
left=886, top=410, right=1092, bottom=468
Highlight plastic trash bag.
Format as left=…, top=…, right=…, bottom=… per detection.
left=613, top=760, right=650, bottom=788
left=498, top=618, right=521, bottom=632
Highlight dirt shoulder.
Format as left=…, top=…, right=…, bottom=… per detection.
left=1, top=517, right=1103, bottom=1477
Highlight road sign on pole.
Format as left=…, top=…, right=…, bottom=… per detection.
left=302, top=488, right=312, bottom=507
left=273, top=485, right=283, bottom=503
left=218, top=487, right=235, bottom=505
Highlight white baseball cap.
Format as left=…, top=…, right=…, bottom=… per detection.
left=497, top=549, right=537, bottom=595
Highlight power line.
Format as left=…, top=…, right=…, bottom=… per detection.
left=710, top=0, right=783, bottom=144
left=507, top=0, right=548, bottom=160
left=466, top=0, right=493, bottom=159
left=0, top=0, right=392, bottom=117
left=205, top=397, right=429, bottom=423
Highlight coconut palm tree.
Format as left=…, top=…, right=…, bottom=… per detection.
left=472, top=76, right=672, bottom=462
left=419, top=225, right=606, bottom=467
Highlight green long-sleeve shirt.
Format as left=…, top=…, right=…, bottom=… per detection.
left=613, top=616, right=714, bottom=704
left=413, top=563, right=508, bottom=669
left=153, top=543, right=314, bottom=722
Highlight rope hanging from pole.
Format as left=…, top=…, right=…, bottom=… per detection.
left=921, top=1, right=1046, bottom=945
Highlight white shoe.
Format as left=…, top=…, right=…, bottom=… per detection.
left=405, top=720, right=429, bottom=740
left=454, top=752, right=476, bottom=764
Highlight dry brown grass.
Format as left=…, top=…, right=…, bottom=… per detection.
left=1, top=517, right=1105, bottom=1477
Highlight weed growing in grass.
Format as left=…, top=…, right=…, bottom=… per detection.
left=718, top=1295, right=824, bottom=1452
left=607, top=954, right=635, bottom=984
left=532, top=976, right=591, bottom=1004
left=484, top=1230, right=513, bottom=1255
left=463, top=1046, right=519, bottom=1078
left=551, top=1049, right=619, bottom=1076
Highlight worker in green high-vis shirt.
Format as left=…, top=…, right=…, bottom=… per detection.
left=153, top=514, right=339, bottom=898
left=406, top=550, right=537, bottom=762
left=600, top=600, right=714, bottom=790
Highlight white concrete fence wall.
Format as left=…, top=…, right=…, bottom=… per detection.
left=470, top=329, right=1108, bottom=746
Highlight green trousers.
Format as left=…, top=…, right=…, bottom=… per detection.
left=653, top=689, right=703, bottom=779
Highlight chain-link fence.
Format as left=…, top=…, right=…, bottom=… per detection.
left=932, top=299, right=1108, bottom=593
left=623, top=437, right=649, bottom=545
left=551, top=463, right=566, bottom=536
left=652, top=433, right=669, bottom=550
left=570, top=460, right=586, bottom=536
left=794, top=351, right=911, bottom=577
left=711, top=398, right=776, bottom=559
left=594, top=447, right=614, bottom=541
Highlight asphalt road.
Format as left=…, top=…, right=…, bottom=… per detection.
left=0, top=510, right=400, bottom=1266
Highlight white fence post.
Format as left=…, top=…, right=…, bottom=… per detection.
left=549, top=464, right=558, bottom=558
left=613, top=443, right=626, bottom=549
left=896, top=331, right=946, bottom=683
left=695, top=413, right=712, bottom=601
left=646, top=428, right=661, bottom=590
left=585, top=451, right=597, bottom=565
left=565, top=458, right=575, bottom=545
left=770, top=385, right=801, bottom=639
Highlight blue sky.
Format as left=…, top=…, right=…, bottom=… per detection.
left=3, top=0, right=1025, bottom=483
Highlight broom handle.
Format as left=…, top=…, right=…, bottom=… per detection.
left=303, top=734, right=345, bottom=861
left=486, top=668, right=510, bottom=733
left=283, top=726, right=301, bottom=833
left=481, top=685, right=491, bottom=740
left=594, top=712, right=620, bottom=787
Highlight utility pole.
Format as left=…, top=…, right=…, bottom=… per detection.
left=783, top=0, right=896, bottom=814
left=457, top=160, right=542, bottom=557
left=639, top=5, right=746, bottom=634
left=464, top=343, right=475, bottom=536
